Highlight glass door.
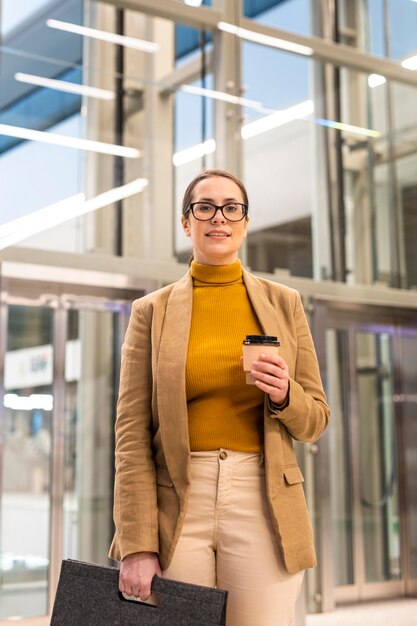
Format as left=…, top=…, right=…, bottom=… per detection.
left=353, top=330, right=402, bottom=592
left=62, top=301, right=130, bottom=566
left=0, top=302, right=55, bottom=619
left=0, top=278, right=137, bottom=623
left=312, top=302, right=417, bottom=608
left=396, top=328, right=417, bottom=595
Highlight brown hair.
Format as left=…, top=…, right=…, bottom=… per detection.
left=181, top=169, right=249, bottom=218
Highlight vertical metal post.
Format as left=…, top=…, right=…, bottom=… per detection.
left=48, top=299, right=68, bottom=612
left=0, top=274, right=9, bottom=567
left=109, top=303, right=133, bottom=557
left=392, top=328, right=411, bottom=595
left=212, top=0, right=243, bottom=176
left=382, top=0, right=405, bottom=288
left=200, top=29, right=208, bottom=171
left=111, top=9, right=125, bottom=542
left=347, top=326, right=367, bottom=597
left=309, top=299, right=335, bottom=613
left=315, top=0, right=347, bottom=282
left=114, top=8, right=125, bottom=257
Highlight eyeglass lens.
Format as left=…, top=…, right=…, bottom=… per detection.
left=191, top=202, right=246, bottom=221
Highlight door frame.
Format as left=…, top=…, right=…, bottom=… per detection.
left=310, top=298, right=417, bottom=611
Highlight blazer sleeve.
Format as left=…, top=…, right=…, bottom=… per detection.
left=111, top=300, right=159, bottom=561
left=270, top=291, right=330, bottom=443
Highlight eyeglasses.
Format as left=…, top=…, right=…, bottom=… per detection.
left=187, top=202, right=248, bottom=222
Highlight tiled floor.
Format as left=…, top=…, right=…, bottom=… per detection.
left=306, top=598, right=417, bottom=626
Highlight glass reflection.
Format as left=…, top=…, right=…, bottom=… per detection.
left=398, top=333, right=417, bottom=582
left=356, top=331, right=401, bottom=582
left=63, top=308, right=118, bottom=566
left=326, top=329, right=354, bottom=586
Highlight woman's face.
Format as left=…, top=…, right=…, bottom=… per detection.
left=181, top=176, right=249, bottom=266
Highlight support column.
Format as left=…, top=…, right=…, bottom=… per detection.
left=140, top=14, right=175, bottom=260
left=83, top=0, right=120, bottom=255
left=212, top=0, right=243, bottom=177
left=312, top=0, right=347, bottom=283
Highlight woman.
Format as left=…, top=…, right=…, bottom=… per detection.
left=109, top=169, right=330, bottom=626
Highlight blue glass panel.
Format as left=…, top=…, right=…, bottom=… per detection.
left=175, top=27, right=212, bottom=61
left=244, top=0, right=310, bottom=36
left=0, top=67, right=82, bottom=154
left=243, top=0, right=287, bottom=18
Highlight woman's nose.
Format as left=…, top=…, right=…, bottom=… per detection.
left=211, top=208, right=226, bottom=223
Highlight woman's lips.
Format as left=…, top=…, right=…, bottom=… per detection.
left=206, top=231, right=230, bottom=237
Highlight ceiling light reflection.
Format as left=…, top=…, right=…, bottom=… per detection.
left=47, top=19, right=159, bottom=53
left=241, top=100, right=314, bottom=139
left=0, top=123, right=140, bottom=158
left=401, top=54, right=417, bottom=70
left=315, top=118, right=381, bottom=138
left=180, top=84, right=275, bottom=114
left=368, top=73, right=386, bottom=88
left=173, top=139, right=216, bottom=166
left=0, top=179, right=148, bottom=250
left=15, top=72, right=115, bottom=100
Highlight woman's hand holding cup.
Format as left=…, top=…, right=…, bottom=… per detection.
left=251, top=353, right=289, bottom=405
left=242, top=335, right=289, bottom=405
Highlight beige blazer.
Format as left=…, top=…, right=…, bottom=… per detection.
left=109, top=267, right=330, bottom=574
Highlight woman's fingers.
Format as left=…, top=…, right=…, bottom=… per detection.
left=250, top=353, right=289, bottom=404
left=119, top=552, right=161, bottom=600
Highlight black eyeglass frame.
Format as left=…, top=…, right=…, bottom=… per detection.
left=186, top=202, right=248, bottom=222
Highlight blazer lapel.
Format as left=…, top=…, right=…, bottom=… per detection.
left=242, top=268, right=283, bottom=342
left=242, top=271, right=287, bottom=474
left=157, top=272, right=192, bottom=489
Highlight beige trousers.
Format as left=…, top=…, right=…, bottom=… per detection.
left=162, top=449, right=304, bottom=626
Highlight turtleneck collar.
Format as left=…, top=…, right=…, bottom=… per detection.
left=190, top=259, right=243, bottom=285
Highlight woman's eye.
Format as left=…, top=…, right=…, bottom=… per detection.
left=224, top=205, right=238, bottom=213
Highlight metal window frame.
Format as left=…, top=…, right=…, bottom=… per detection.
left=98, top=0, right=417, bottom=88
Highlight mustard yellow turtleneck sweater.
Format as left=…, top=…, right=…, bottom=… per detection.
left=186, top=259, right=265, bottom=452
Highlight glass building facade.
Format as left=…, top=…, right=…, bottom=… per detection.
left=0, top=0, right=416, bottom=622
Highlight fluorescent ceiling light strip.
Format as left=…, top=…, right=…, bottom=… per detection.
left=401, top=54, right=417, bottom=70
left=184, top=0, right=203, bottom=6
left=4, top=393, right=53, bottom=411
left=82, top=178, right=148, bottom=213
left=218, top=21, right=313, bottom=56
left=315, top=118, right=381, bottom=138
left=47, top=19, right=159, bottom=53
left=0, top=179, right=148, bottom=250
left=0, top=123, right=140, bottom=158
left=179, top=84, right=274, bottom=113
left=241, top=100, right=314, bottom=139
left=0, top=194, right=85, bottom=238
left=15, top=72, right=115, bottom=101
left=368, top=73, right=386, bottom=88
left=173, top=139, right=216, bottom=166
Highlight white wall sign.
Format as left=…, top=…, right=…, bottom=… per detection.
left=5, top=345, right=53, bottom=390
left=4, top=340, right=81, bottom=390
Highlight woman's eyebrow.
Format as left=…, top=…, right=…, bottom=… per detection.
left=196, top=197, right=240, bottom=202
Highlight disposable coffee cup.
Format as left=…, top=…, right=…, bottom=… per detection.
left=242, top=335, right=280, bottom=385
